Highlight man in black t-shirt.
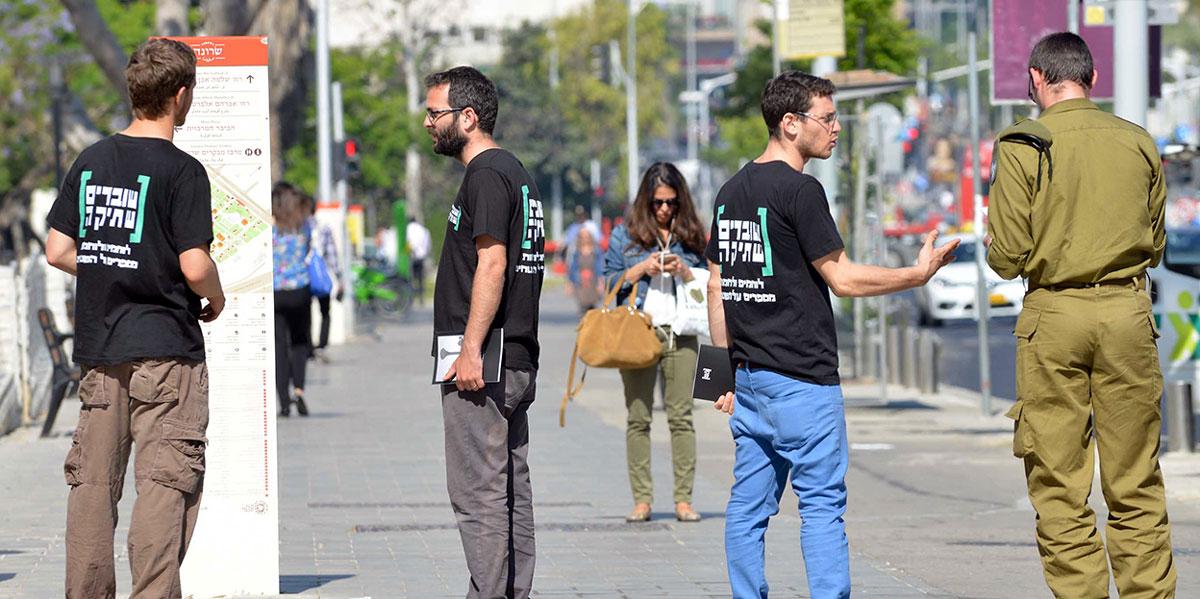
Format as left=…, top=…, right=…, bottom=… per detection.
left=45, top=39, right=224, bottom=599
left=704, top=71, right=958, bottom=598
left=425, top=66, right=545, bottom=599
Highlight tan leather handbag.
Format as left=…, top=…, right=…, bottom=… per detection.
left=559, top=273, right=662, bottom=426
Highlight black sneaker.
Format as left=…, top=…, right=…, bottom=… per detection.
left=295, top=396, right=309, bottom=417
left=278, top=402, right=291, bottom=418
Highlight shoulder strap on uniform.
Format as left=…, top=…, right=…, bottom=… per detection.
left=997, top=118, right=1055, bottom=191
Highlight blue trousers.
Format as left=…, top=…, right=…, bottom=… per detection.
left=725, top=366, right=850, bottom=599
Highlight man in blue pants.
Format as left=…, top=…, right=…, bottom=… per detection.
left=704, top=71, right=958, bottom=598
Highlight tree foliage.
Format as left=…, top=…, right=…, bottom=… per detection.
left=710, top=0, right=919, bottom=172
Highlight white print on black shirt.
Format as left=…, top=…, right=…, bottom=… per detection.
left=77, top=240, right=139, bottom=269
left=79, top=170, right=150, bottom=243
left=448, top=204, right=462, bottom=231
left=714, top=205, right=774, bottom=277
left=720, top=276, right=777, bottom=303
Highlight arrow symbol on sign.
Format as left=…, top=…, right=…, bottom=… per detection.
left=246, top=74, right=255, bottom=83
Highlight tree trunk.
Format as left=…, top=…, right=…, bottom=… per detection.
left=247, top=0, right=312, bottom=181
left=199, top=0, right=251, bottom=35
left=60, top=0, right=130, bottom=109
left=156, top=0, right=191, bottom=36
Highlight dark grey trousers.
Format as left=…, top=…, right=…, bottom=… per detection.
left=442, top=368, right=537, bottom=599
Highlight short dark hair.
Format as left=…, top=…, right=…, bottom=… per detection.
left=424, top=66, right=499, bottom=135
left=126, top=39, right=196, bottom=119
left=1029, top=32, right=1094, bottom=90
left=761, top=71, right=837, bottom=138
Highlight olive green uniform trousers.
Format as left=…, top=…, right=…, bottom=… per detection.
left=1008, top=282, right=1176, bottom=598
left=619, top=331, right=698, bottom=505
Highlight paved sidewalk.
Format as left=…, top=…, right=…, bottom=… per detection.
left=1, top=292, right=1197, bottom=597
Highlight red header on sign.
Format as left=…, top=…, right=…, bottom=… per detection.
left=158, top=36, right=269, bottom=67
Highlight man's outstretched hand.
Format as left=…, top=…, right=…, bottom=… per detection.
left=916, top=230, right=960, bottom=283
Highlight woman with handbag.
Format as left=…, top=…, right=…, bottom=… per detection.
left=271, top=182, right=314, bottom=417
left=602, top=162, right=708, bottom=523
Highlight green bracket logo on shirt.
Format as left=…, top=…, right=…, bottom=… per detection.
left=520, top=185, right=545, bottom=250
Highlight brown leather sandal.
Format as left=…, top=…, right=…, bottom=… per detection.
left=625, top=504, right=652, bottom=523
left=674, top=503, right=701, bottom=522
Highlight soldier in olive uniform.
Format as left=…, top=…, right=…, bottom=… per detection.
left=988, top=33, right=1174, bottom=598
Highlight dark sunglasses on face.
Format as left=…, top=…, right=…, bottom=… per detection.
left=652, top=198, right=679, bottom=209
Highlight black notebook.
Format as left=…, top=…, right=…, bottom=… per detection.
left=432, top=328, right=504, bottom=385
left=691, top=344, right=734, bottom=402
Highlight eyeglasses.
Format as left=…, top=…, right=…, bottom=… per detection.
left=796, top=110, right=839, bottom=131
left=426, top=107, right=464, bottom=122
left=652, top=198, right=679, bottom=209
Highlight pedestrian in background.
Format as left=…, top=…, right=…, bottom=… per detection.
left=566, top=226, right=603, bottom=315
left=44, top=38, right=225, bottom=598
left=308, top=200, right=343, bottom=361
left=426, top=66, right=546, bottom=599
left=988, top=32, right=1175, bottom=597
left=602, top=162, right=707, bottom=523
left=706, top=71, right=957, bottom=598
left=272, top=182, right=313, bottom=417
left=406, top=216, right=431, bottom=305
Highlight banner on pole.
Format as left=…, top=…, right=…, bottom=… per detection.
left=168, top=35, right=280, bottom=597
left=990, top=0, right=1161, bottom=104
left=778, top=0, right=846, bottom=60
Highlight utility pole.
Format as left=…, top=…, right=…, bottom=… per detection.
left=812, top=55, right=839, bottom=219
left=852, top=101, right=867, bottom=379
left=549, top=27, right=564, bottom=241
left=402, top=16, right=424, bottom=222
left=331, top=81, right=355, bottom=342
left=1114, top=0, right=1149, bottom=126
left=316, top=0, right=333, bottom=205
left=772, top=0, right=783, bottom=76
left=626, top=0, right=639, bottom=203
left=685, top=0, right=698, bottom=166
left=968, top=31, right=992, bottom=415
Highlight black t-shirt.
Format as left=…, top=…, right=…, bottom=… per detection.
left=433, top=148, right=545, bottom=370
left=704, top=161, right=844, bottom=385
left=46, top=134, right=213, bottom=366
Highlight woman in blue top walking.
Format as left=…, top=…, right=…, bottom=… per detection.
left=272, top=182, right=313, bottom=417
left=603, top=162, right=708, bottom=523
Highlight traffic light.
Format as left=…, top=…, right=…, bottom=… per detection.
left=342, top=138, right=360, bottom=180
left=332, top=138, right=361, bottom=181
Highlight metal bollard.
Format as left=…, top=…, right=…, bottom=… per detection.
left=916, top=331, right=940, bottom=395
left=887, top=325, right=902, bottom=385
left=903, top=328, right=919, bottom=389
left=865, top=324, right=878, bottom=381
left=1166, top=381, right=1195, bottom=453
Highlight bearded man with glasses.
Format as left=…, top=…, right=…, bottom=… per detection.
left=425, top=66, right=546, bottom=599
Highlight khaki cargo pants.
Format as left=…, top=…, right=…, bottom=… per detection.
left=64, top=359, right=208, bottom=599
left=1008, top=282, right=1176, bottom=599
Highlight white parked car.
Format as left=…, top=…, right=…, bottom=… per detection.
left=916, top=234, right=1024, bottom=326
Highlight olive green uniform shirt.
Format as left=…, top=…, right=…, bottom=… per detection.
left=987, top=98, right=1166, bottom=287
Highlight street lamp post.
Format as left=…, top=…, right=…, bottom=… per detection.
left=679, top=72, right=737, bottom=218
left=626, top=0, right=639, bottom=204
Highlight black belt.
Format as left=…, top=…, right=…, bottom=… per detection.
left=1028, top=275, right=1146, bottom=293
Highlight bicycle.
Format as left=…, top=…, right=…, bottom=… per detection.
left=352, top=256, right=415, bottom=319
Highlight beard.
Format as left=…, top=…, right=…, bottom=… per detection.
left=432, top=122, right=468, bottom=157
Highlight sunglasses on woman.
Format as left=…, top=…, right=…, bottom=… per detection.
left=652, top=198, right=679, bottom=208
